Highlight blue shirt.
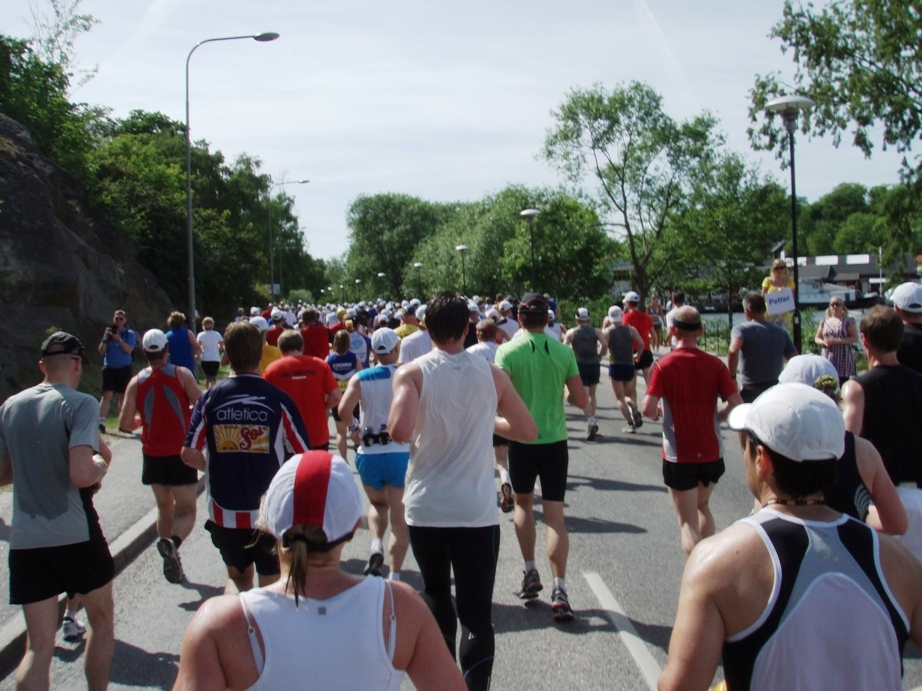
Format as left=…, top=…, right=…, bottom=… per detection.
left=101, top=327, right=136, bottom=368
left=166, top=327, right=196, bottom=372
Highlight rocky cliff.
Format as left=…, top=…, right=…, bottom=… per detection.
left=0, top=113, right=173, bottom=401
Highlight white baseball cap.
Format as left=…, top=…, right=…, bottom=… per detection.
left=499, top=301, right=513, bottom=312
left=142, top=329, right=168, bottom=353
left=608, top=306, right=623, bottom=323
left=415, top=304, right=427, bottom=322
left=728, top=383, right=845, bottom=462
left=779, top=355, right=841, bottom=393
left=891, top=282, right=922, bottom=313
left=576, top=307, right=590, bottom=321
left=259, top=452, right=362, bottom=546
left=624, top=291, right=640, bottom=304
left=372, top=327, right=400, bottom=354
left=249, top=316, right=270, bottom=333
left=250, top=306, right=261, bottom=316
left=270, top=308, right=286, bottom=322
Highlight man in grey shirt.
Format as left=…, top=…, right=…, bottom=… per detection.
left=727, top=293, right=798, bottom=402
left=0, top=332, right=115, bottom=689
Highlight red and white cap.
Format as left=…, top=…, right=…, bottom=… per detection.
left=260, top=451, right=363, bottom=547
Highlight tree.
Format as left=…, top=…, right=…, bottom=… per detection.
left=667, top=153, right=789, bottom=326
left=748, top=0, right=922, bottom=185
left=27, top=0, right=99, bottom=91
left=543, top=82, right=722, bottom=303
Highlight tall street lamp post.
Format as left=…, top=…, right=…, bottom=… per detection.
left=413, top=262, right=423, bottom=298
left=455, top=245, right=468, bottom=295
left=267, top=179, right=309, bottom=299
left=354, top=278, right=361, bottom=303
left=520, top=209, right=540, bottom=291
left=765, top=95, right=815, bottom=351
left=185, top=31, right=279, bottom=330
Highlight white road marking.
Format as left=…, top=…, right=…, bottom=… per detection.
left=584, top=571, right=662, bottom=691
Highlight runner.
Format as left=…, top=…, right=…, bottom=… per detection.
left=622, top=291, right=655, bottom=384
left=327, top=329, right=362, bottom=461
left=119, top=329, right=202, bottom=584
left=389, top=291, right=536, bottom=690
left=196, top=316, right=225, bottom=389
left=563, top=307, right=607, bottom=441
left=496, top=293, right=587, bottom=622
left=641, top=306, right=742, bottom=556
left=339, top=328, right=410, bottom=580
left=603, top=306, right=645, bottom=434
left=181, top=321, right=310, bottom=594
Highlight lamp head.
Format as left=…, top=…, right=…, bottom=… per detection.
left=254, top=32, right=280, bottom=42
left=456, top=245, right=468, bottom=252
left=520, top=208, right=540, bottom=225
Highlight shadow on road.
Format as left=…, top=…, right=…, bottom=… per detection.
left=109, top=639, right=179, bottom=690
left=567, top=474, right=666, bottom=494
left=176, top=580, right=223, bottom=612
left=530, top=509, right=646, bottom=535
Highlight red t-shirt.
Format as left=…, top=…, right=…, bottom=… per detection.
left=263, top=355, right=338, bottom=448
left=301, top=324, right=331, bottom=359
left=647, top=348, right=737, bottom=464
left=623, top=309, right=653, bottom=351
left=266, top=325, right=286, bottom=347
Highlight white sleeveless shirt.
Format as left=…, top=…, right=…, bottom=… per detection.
left=403, top=348, right=498, bottom=528
left=238, top=577, right=403, bottom=690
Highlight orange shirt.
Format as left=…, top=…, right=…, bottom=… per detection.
left=263, top=355, right=338, bottom=448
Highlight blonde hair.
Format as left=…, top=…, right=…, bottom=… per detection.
left=202, top=316, right=214, bottom=328
left=825, top=300, right=848, bottom=318
left=771, top=259, right=788, bottom=272
left=332, top=329, right=351, bottom=355
left=278, top=524, right=330, bottom=608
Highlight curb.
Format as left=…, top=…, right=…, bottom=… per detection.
left=0, top=479, right=205, bottom=678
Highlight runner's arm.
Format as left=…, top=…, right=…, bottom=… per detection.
left=491, top=365, right=537, bottom=443
left=178, top=366, right=203, bottom=405
left=641, top=394, right=661, bottom=421
left=718, top=392, right=743, bottom=423
left=70, top=445, right=109, bottom=488
left=857, top=437, right=908, bottom=535
left=841, top=379, right=865, bottom=435
left=565, top=374, right=587, bottom=409
left=173, top=596, right=239, bottom=691
left=727, top=337, right=743, bottom=379
left=388, top=363, right=422, bottom=444
left=118, top=376, right=139, bottom=432
left=181, top=446, right=206, bottom=472
left=189, top=329, right=203, bottom=356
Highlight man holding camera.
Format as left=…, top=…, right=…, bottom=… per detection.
left=338, top=327, right=409, bottom=580
left=98, top=309, right=136, bottom=434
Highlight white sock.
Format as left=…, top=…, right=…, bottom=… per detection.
left=524, top=561, right=536, bottom=574
left=588, top=416, right=596, bottom=425
left=388, top=572, right=401, bottom=581
left=371, top=538, right=383, bottom=554
left=554, top=577, right=567, bottom=592
left=500, top=469, right=511, bottom=485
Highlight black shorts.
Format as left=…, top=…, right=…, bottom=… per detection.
left=608, top=363, right=636, bottom=382
left=9, top=534, right=114, bottom=605
left=332, top=404, right=359, bottom=423
left=508, top=439, right=569, bottom=502
left=201, top=361, right=220, bottom=379
left=635, top=350, right=654, bottom=370
left=204, top=520, right=280, bottom=576
left=102, top=365, right=133, bottom=394
left=740, top=381, right=776, bottom=404
left=492, top=434, right=510, bottom=448
left=142, top=453, right=198, bottom=486
left=662, top=459, right=725, bottom=491
left=577, top=362, right=601, bottom=387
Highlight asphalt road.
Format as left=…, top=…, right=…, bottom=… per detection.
left=3, top=364, right=922, bottom=689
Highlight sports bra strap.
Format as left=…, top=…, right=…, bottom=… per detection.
left=386, top=580, right=397, bottom=661
left=240, top=596, right=265, bottom=676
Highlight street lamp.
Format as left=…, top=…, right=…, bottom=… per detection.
left=267, top=179, right=309, bottom=299
left=413, top=262, right=423, bottom=298
left=455, top=245, right=469, bottom=295
left=520, top=209, right=540, bottom=291
left=354, top=278, right=362, bottom=304
left=765, top=95, right=815, bottom=351
left=185, top=31, right=279, bottom=330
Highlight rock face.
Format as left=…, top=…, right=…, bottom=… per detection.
left=0, top=113, right=173, bottom=401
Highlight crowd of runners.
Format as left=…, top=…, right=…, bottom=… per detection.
left=1, top=280, right=922, bottom=689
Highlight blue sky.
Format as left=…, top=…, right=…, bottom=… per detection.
left=1, top=0, right=906, bottom=260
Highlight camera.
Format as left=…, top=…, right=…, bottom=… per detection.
left=106, top=323, right=118, bottom=338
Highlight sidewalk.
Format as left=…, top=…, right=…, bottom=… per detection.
left=0, top=433, right=182, bottom=676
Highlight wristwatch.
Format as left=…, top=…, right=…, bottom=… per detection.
left=347, top=421, right=360, bottom=433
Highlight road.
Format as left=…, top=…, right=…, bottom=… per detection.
left=3, top=365, right=922, bottom=690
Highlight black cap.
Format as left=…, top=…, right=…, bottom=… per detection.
left=518, top=293, right=548, bottom=313
left=41, top=332, right=89, bottom=364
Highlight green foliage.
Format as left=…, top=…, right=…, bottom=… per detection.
left=543, top=82, right=723, bottom=304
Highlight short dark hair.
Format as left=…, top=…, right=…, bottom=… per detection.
left=743, top=292, right=766, bottom=315
left=168, top=311, right=185, bottom=330
left=673, top=291, right=685, bottom=305
left=301, top=308, right=318, bottom=325
left=520, top=310, right=548, bottom=329
left=860, top=305, right=903, bottom=353
left=223, top=321, right=263, bottom=372
left=278, top=330, right=304, bottom=354
left=426, top=291, right=470, bottom=344
left=751, top=434, right=837, bottom=499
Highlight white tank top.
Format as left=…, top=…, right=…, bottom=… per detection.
left=404, top=349, right=498, bottom=527
left=356, top=365, right=410, bottom=457
left=238, top=578, right=403, bottom=690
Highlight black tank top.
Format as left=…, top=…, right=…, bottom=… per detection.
left=855, top=365, right=922, bottom=485
left=571, top=325, right=599, bottom=363
left=824, top=432, right=870, bottom=521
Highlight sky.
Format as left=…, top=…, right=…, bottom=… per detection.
left=0, top=0, right=907, bottom=261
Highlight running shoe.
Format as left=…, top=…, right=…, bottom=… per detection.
left=157, top=537, right=185, bottom=584
left=62, top=613, right=86, bottom=642
left=364, top=552, right=385, bottom=577
left=500, top=483, right=514, bottom=513
left=629, top=403, right=643, bottom=429
left=518, top=568, right=543, bottom=599
left=586, top=422, right=599, bottom=442
left=622, top=425, right=636, bottom=434
left=551, top=588, right=574, bottom=622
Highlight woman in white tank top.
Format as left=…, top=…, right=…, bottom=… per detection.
left=173, top=451, right=465, bottom=691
